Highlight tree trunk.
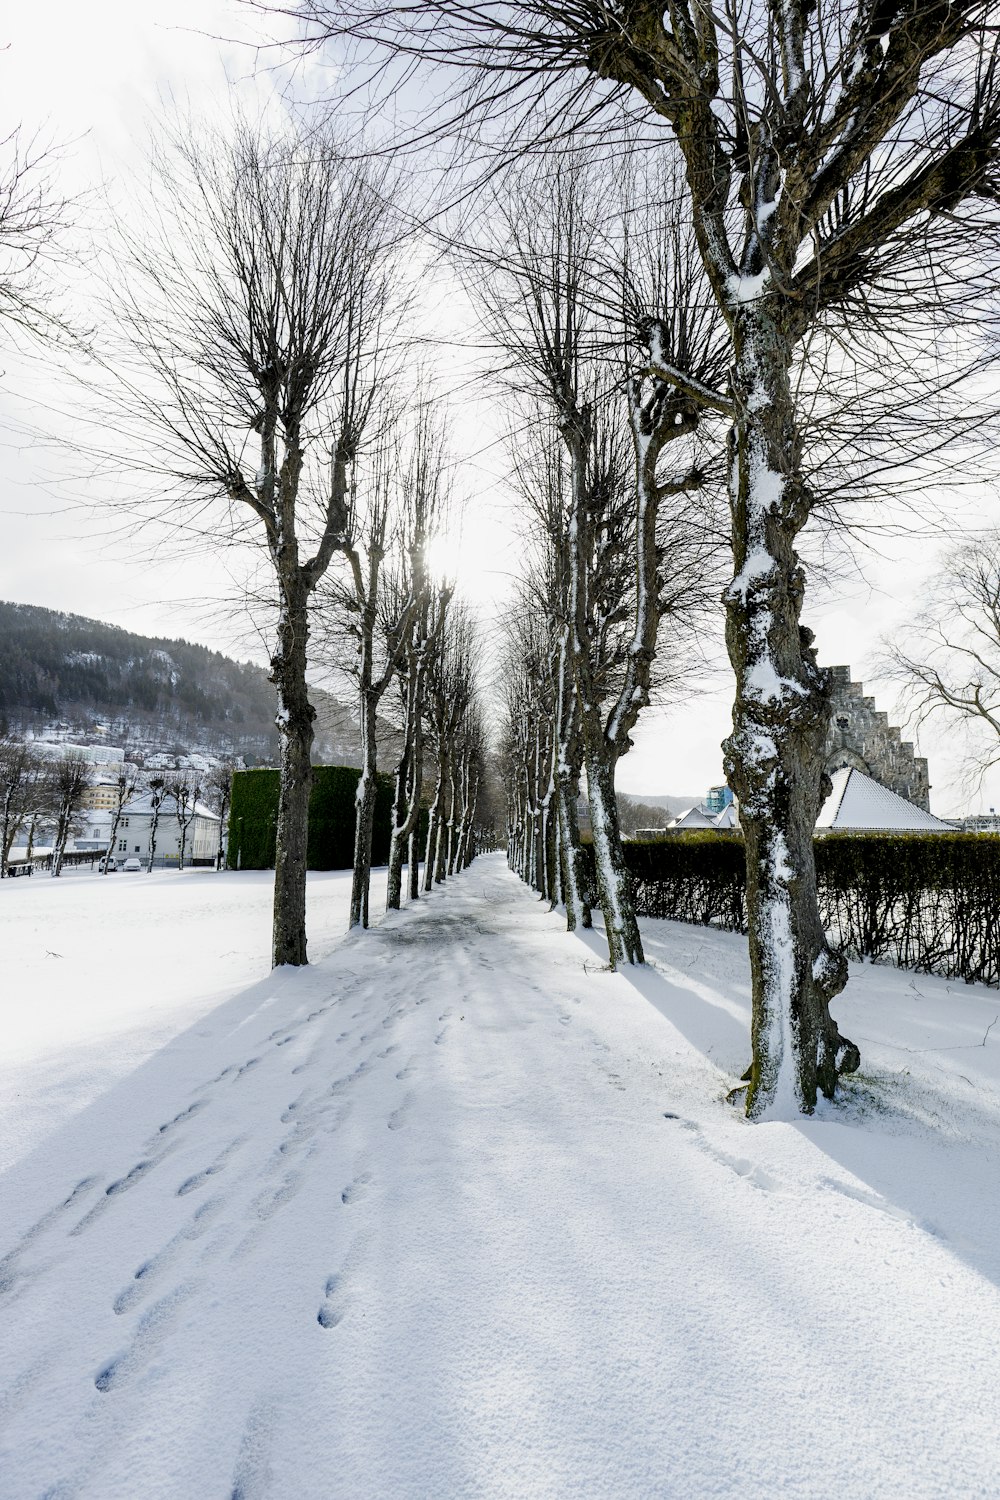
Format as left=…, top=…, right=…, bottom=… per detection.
left=554, top=635, right=590, bottom=931
left=51, top=804, right=71, bottom=878
left=432, top=756, right=450, bottom=884
left=103, top=799, right=125, bottom=875
left=556, top=774, right=591, bottom=931
left=271, top=588, right=315, bottom=967
left=723, top=307, right=859, bottom=1115
left=215, top=791, right=230, bottom=870
left=423, top=757, right=444, bottom=893
left=583, top=749, right=642, bottom=967
left=386, top=737, right=411, bottom=911
left=350, top=693, right=379, bottom=929
left=387, top=661, right=423, bottom=909
left=564, top=422, right=642, bottom=967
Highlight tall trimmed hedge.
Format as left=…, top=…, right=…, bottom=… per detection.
left=581, top=831, right=1000, bottom=988
left=227, top=767, right=395, bottom=871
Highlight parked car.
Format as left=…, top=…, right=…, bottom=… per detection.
left=122, top=857, right=143, bottom=872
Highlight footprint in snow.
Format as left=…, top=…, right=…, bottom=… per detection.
left=95, top=1283, right=192, bottom=1393
left=230, top=1397, right=277, bottom=1500
left=114, top=1198, right=224, bottom=1315
left=317, top=1273, right=348, bottom=1329
left=387, top=1094, right=414, bottom=1132
left=177, top=1136, right=246, bottom=1197
left=152, top=1099, right=207, bottom=1142
left=341, top=1172, right=373, bottom=1205
left=70, top=1157, right=167, bottom=1236
left=0, top=1176, right=100, bottom=1296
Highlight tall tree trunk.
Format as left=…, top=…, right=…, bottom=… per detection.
left=271, top=587, right=315, bottom=967
left=432, top=753, right=450, bottom=884
left=444, top=760, right=458, bottom=876
left=554, top=634, right=590, bottom=931
left=556, top=774, right=591, bottom=931
left=215, top=790, right=230, bottom=870
left=723, top=308, right=858, bottom=1115
left=1, top=792, right=15, bottom=878
left=387, top=658, right=423, bottom=909
left=565, top=425, right=643, bottom=967
left=582, top=746, right=641, bottom=967
left=424, top=755, right=445, bottom=893
left=350, top=692, right=379, bottom=929
left=51, top=804, right=71, bottom=878
left=103, top=797, right=125, bottom=875
left=386, top=735, right=412, bottom=911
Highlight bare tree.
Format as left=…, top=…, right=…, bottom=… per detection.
left=886, top=532, right=1000, bottom=786
left=384, top=410, right=453, bottom=910
left=146, top=777, right=167, bottom=873
left=316, top=417, right=423, bottom=928
left=101, top=762, right=143, bottom=874
left=423, top=606, right=478, bottom=889
left=170, top=774, right=203, bottom=871
left=205, top=760, right=239, bottom=870
left=0, top=126, right=75, bottom=347
left=471, top=156, right=716, bottom=965
left=48, top=753, right=89, bottom=878
left=0, top=735, right=46, bottom=876
left=89, top=116, right=403, bottom=964
left=284, top=0, right=1000, bottom=1112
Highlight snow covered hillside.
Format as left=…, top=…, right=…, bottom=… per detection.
left=2, top=855, right=1000, bottom=1498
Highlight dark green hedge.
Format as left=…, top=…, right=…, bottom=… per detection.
left=228, top=767, right=395, bottom=871
left=581, top=831, right=1000, bottom=988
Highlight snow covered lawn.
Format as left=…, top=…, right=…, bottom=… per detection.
left=2, top=854, right=1000, bottom=1498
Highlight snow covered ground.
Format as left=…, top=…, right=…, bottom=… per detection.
left=2, top=855, right=1000, bottom=1498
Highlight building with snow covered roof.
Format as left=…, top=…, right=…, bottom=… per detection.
left=667, top=806, right=717, bottom=830
left=112, top=790, right=220, bottom=869
left=816, top=768, right=954, bottom=834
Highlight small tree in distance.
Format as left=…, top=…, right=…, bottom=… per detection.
left=48, top=753, right=89, bottom=878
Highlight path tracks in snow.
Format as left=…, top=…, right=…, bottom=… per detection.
left=4, top=858, right=1000, bottom=1499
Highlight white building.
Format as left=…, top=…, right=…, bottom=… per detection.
left=111, top=791, right=220, bottom=868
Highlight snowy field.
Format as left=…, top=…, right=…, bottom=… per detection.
left=2, top=855, right=1000, bottom=1498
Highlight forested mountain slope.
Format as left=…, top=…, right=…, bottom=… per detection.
left=0, top=601, right=401, bottom=767
left=0, top=602, right=280, bottom=758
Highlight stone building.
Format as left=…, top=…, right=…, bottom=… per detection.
left=824, top=666, right=930, bottom=812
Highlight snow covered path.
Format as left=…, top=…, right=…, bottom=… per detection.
left=3, top=855, right=1000, bottom=1498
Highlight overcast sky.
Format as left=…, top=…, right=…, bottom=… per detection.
left=1, top=2, right=997, bottom=816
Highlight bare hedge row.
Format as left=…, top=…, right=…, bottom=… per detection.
left=587, top=832, right=1000, bottom=989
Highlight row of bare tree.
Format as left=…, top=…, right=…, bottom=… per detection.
left=265, top=0, right=1000, bottom=1116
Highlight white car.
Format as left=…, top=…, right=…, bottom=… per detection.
left=121, top=857, right=144, bottom=872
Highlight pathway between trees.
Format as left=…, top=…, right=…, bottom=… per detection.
left=2, top=854, right=999, bottom=1498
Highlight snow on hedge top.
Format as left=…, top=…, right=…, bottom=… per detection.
left=817, top=768, right=953, bottom=833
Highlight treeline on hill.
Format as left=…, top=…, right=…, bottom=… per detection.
left=590, top=833, right=1000, bottom=990
left=0, top=602, right=279, bottom=755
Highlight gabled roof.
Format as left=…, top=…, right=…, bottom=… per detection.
left=121, top=790, right=219, bottom=821
left=714, top=803, right=738, bottom=829
left=668, top=806, right=716, bottom=829
left=816, top=768, right=953, bottom=833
